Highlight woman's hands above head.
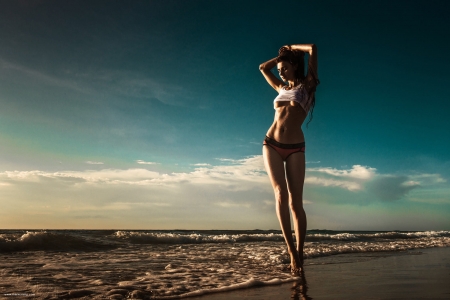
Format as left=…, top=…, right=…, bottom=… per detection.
left=289, top=44, right=316, bottom=56
left=278, top=45, right=291, bottom=55
left=260, top=44, right=318, bottom=92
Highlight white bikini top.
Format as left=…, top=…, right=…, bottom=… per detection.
left=273, top=84, right=312, bottom=113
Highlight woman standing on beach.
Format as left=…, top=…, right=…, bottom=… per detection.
left=259, top=44, right=319, bottom=275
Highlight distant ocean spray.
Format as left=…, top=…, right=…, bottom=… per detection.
left=1, top=230, right=449, bottom=299
left=1, top=229, right=449, bottom=253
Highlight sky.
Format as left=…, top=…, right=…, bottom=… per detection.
left=0, top=0, right=449, bottom=230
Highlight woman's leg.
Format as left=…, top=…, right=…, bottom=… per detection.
left=285, top=152, right=307, bottom=267
left=263, top=146, right=301, bottom=271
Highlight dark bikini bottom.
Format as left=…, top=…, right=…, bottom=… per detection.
left=263, top=136, right=305, bottom=161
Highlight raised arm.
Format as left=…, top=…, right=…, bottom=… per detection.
left=259, top=57, right=285, bottom=92
left=296, top=44, right=318, bottom=90
left=281, top=44, right=319, bottom=91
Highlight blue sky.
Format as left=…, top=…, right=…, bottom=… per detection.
left=1, top=0, right=449, bottom=230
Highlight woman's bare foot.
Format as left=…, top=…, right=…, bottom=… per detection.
left=289, top=252, right=302, bottom=275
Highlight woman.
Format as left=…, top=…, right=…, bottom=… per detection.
left=259, top=44, right=319, bottom=274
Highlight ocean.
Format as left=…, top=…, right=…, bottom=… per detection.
left=1, top=229, right=449, bottom=299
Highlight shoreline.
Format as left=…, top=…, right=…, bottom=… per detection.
left=187, top=247, right=450, bottom=300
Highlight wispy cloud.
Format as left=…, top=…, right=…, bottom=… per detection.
left=85, top=161, right=104, bottom=165
left=136, top=160, right=159, bottom=165
left=309, top=165, right=376, bottom=180
left=368, top=175, right=420, bottom=201
left=0, top=59, right=95, bottom=95
left=305, top=176, right=363, bottom=191
left=409, top=173, right=446, bottom=185
left=0, top=58, right=186, bottom=106
left=216, top=158, right=236, bottom=163
left=0, top=157, right=447, bottom=229
left=1, top=159, right=443, bottom=199
left=110, top=76, right=185, bottom=105
left=305, top=165, right=376, bottom=191
left=305, top=165, right=436, bottom=201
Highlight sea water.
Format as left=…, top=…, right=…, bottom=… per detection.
left=1, top=230, right=449, bottom=299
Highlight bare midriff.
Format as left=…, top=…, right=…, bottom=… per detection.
left=266, top=101, right=307, bottom=144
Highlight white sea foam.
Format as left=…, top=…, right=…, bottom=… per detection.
left=161, top=277, right=297, bottom=299
left=0, top=229, right=449, bottom=299
left=307, top=230, right=450, bottom=241
left=2, top=230, right=449, bottom=252
left=113, top=231, right=285, bottom=244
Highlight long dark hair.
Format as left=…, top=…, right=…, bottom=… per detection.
left=277, top=49, right=305, bottom=81
left=277, top=49, right=317, bottom=126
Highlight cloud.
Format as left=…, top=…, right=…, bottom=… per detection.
left=305, top=165, right=446, bottom=203
left=0, top=59, right=94, bottom=95
left=136, top=160, right=159, bottom=165
left=368, top=175, right=420, bottom=201
left=308, top=165, right=376, bottom=179
left=85, top=161, right=104, bottom=165
left=0, top=156, right=272, bottom=228
left=0, top=58, right=186, bottom=107
left=111, top=77, right=184, bottom=105
left=305, top=176, right=362, bottom=191
left=409, top=173, right=446, bottom=185
left=0, top=157, right=447, bottom=229
left=0, top=156, right=268, bottom=203
left=2, top=169, right=160, bottom=185
left=1, top=160, right=443, bottom=199
left=305, top=165, right=376, bottom=191
left=216, top=158, right=236, bottom=162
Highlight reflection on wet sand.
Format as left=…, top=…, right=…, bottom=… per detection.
left=291, top=270, right=313, bottom=300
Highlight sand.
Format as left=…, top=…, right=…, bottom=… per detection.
left=188, top=247, right=450, bottom=300
left=1, top=246, right=448, bottom=299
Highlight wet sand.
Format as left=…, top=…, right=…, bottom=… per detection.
left=1, top=246, right=448, bottom=299
left=189, top=247, right=450, bottom=300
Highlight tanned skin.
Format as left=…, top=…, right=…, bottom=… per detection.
left=259, top=44, right=318, bottom=274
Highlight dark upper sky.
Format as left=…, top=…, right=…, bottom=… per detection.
left=0, top=0, right=449, bottom=229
